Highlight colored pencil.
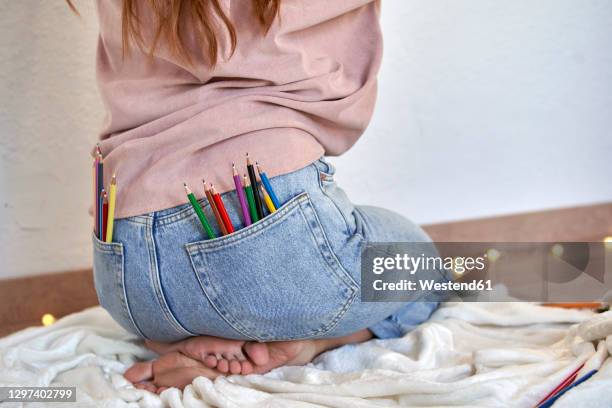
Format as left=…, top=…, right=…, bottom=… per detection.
left=256, top=162, right=281, bottom=209
left=93, top=153, right=100, bottom=237
left=246, top=153, right=264, bottom=219
left=538, top=369, right=598, bottom=408
left=261, top=185, right=276, bottom=213
left=96, top=148, right=104, bottom=238
left=542, top=302, right=603, bottom=310
left=98, top=188, right=105, bottom=240
left=536, top=363, right=584, bottom=407
left=244, top=174, right=259, bottom=223
left=203, top=180, right=228, bottom=236
left=92, top=159, right=97, bottom=233
left=102, top=191, right=108, bottom=242
left=105, top=174, right=117, bottom=243
left=233, top=163, right=252, bottom=227
left=210, top=184, right=235, bottom=234
left=184, top=183, right=216, bottom=239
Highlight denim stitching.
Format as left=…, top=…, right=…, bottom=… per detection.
left=116, top=243, right=147, bottom=339
left=187, top=250, right=258, bottom=340
left=156, top=199, right=210, bottom=226
left=185, top=192, right=357, bottom=341
left=92, top=234, right=147, bottom=339
left=92, top=234, right=123, bottom=255
left=312, top=164, right=352, bottom=237
left=145, top=215, right=196, bottom=337
left=123, top=215, right=153, bottom=226
left=296, top=198, right=359, bottom=335
left=185, top=193, right=309, bottom=254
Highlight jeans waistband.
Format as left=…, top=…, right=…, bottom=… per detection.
left=123, top=156, right=331, bottom=228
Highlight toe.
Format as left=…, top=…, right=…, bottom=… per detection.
left=217, top=359, right=229, bottom=373
left=203, top=355, right=218, bottom=368
left=134, top=381, right=157, bottom=393
left=124, top=361, right=153, bottom=383
left=229, top=360, right=242, bottom=374
left=243, top=342, right=270, bottom=366
left=240, top=360, right=253, bottom=375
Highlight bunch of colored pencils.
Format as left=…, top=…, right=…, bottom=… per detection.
left=184, top=153, right=281, bottom=239
left=93, top=145, right=117, bottom=243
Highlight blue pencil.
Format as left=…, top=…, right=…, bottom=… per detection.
left=538, top=370, right=597, bottom=408
left=256, top=162, right=281, bottom=209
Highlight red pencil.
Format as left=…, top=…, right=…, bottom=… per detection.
left=102, top=191, right=109, bottom=241
left=536, top=363, right=584, bottom=406
left=210, top=184, right=234, bottom=234
left=203, top=180, right=228, bottom=236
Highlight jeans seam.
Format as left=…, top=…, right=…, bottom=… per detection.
left=146, top=216, right=197, bottom=337
left=156, top=199, right=210, bottom=226
left=294, top=197, right=359, bottom=336
left=312, top=164, right=352, bottom=237
left=186, top=192, right=357, bottom=341
left=92, top=233, right=146, bottom=339
left=185, top=193, right=308, bottom=254
left=187, top=251, right=258, bottom=341
left=118, top=248, right=148, bottom=339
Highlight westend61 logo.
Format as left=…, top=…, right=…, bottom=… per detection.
left=361, top=242, right=610, bottom=303
left=372, top=253, right=487, bottom=275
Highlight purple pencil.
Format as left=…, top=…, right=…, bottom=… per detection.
left=232, top=163, right=252, bottom=226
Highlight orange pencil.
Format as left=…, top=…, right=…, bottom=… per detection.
left=203, top=180, right=228, bottom=236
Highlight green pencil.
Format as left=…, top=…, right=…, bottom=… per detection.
left=243, top=174, right=259, bottom=223
left=184, top=183, right=216, bottom=239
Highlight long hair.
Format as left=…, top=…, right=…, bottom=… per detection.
left=67, top=0, right=280, bottom=66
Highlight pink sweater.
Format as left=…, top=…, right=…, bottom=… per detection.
left=95, top=0, right=382, bottom=218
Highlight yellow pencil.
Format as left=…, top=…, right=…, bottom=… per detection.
left=105, top=174, right=117, bottom=243
left=260, top=185, right=276, bottom=213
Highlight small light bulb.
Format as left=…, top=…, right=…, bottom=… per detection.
left=41, top=313, right=56, bottom=326
left=604, top=236, right=612, bottom=249
left=486, top=248, right=501, bottom=262
left=551, top=244, right=564, bottom=258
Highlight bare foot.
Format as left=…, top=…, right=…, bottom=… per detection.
left=142, top=336, right=269, bottom=375
left=246, top=329, right=373, bottom=374
left=125, top=330, right=373, bottom=392
left=125, top=351, right=220, bottom=393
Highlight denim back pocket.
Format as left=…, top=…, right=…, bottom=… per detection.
left=185, top=192, right=358, bottom=341
left=92, top=234, right=143, bottom=337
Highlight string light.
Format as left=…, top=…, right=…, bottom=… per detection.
left=486, top=248, right=501, bottom=262
left=551, top=244, right=564, bottom=258
left=41, top=313, right=56, bottom=326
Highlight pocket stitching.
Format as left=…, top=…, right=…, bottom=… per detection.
left=185, top=192, right=309, bottom=254
left=93, top=234, right=146, bottom=339
left=146, top=221, right=198, bottom=338
left=188, top=251, right=259, bottom=340
left=187, top=193, right=358, bottom=341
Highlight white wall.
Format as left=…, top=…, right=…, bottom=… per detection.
left=1, top=1, right=611, bottom=279
left=331, top=0, right=612, bottom=223
left=0, top=1, right=102, bottom=279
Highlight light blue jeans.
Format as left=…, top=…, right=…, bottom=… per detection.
left=93, top=158, right=443, bottom=343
